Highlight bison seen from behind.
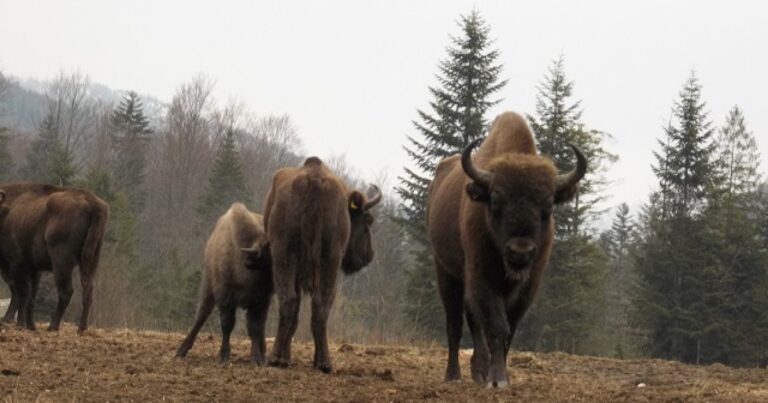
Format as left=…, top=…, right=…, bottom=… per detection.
left=176, top=203, right=272, bottom=364
left=426, top=112, right=587, bottom=388
left=0, top=183, right=109, bottom=332
left=265, top=157, right=381, bottom=372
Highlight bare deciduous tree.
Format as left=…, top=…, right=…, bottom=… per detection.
left=44, top=71, right=99, bottom=162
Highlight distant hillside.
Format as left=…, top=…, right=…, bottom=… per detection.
left=0, top=75, right=167, bottom=134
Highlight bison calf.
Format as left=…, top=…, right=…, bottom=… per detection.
left=264, top=157, right=381, bottom=373
left=0, top=183, right=108, bottom=332
left=176, top=203, right=272, bottom=364
left=427, top=112, right=587, bottom=388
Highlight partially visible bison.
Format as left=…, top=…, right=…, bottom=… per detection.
left=264, top=157, right=381, bottom=372
left=426, top=112, right=587, bottom=388
left=0, top=183, right=109, bottom=332
left=176, top=203, right=272, bottom=364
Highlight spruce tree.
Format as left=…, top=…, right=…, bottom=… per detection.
left=599, top=203, right=641, bottom=358
left=23, top=111, right=76, bottom=185
left=109, top=91, right=152, bottom=211
left=396, top=10, right=506, bottom=335
left=515, top=57, right=613, bottom=355
left=198, top=127, right=249, bottom=223
left=635, top=72, right=724, bottom=364
left=706, top=106, right=766, bottom=366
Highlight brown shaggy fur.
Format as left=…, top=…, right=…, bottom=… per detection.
left=264, top=157, right=378, bottom=373
left=426, top=111, right=584, bottom=387
left=176, top=203, right=272, bottom=364
left=0, top=183, right=109, bottom=332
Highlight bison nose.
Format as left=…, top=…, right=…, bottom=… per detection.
left=506, top=238, right=536, bottom=256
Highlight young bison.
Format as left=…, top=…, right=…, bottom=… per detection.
left=426, top=112, right=587, bottom=388
left=176, top=203, right=272, bottom=364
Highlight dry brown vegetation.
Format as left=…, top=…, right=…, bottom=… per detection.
left=1, top=323, right=767, bottom=402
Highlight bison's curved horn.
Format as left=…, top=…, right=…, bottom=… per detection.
left=364, top=185, right=382, bottom=211
left=555, top=143, right=588, bottom=192
left=461, top=138, right=491, bottom=189
left=240, top=247, right=259, bottom=254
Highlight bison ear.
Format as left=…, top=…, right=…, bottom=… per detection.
left=348, top=191, right=365, bottom=214
left=465, top=182, right=490, bottom=202
left=554, top=184, right=579, bottom=204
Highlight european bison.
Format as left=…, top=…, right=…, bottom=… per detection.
left=176, top=202, right=272, bottom=364
left=264, top=157, right=381, bottom=372
left=0, top=183, right=109, bottom=332
left=426, top=112, right=587, bottom=388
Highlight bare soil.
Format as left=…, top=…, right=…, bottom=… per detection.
left=1, top=323, right=766, bottom=402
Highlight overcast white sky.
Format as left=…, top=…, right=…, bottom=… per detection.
left=1, top=0, right=766, bottom=218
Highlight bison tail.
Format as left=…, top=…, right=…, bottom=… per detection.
left=80, top=199, right=109, bottom=275
left=297, top=175, right=325, bottom=293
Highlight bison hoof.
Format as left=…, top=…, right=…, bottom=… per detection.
left=175, top=347, right=189, bottom=358
left=444, top=368, right=461, bottom=382
left=486, top=380, right=509, bottom=389
left=314, top=362, right=333, bottom=374
left=251, top=356, right=265, bottom=366
left=268, top=357, right=291, bottom=368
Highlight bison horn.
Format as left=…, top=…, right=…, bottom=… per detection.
left=240, top=247, right=259, bottom=254
left=364, top=185, right=382, bottom=211
left=461, top=138, right=491, bottom=189
left=555, top=143, right=588, bottom=192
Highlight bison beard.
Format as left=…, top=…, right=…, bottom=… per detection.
left=0, top=183, right=109, bottom=332
left=426, top=111, right=587, bottom=388
left=264, top=157, right=380, bottom=373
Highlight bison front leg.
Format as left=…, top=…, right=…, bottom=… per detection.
left=435, top=266, right=464, bottom=382
left=1, top=287, right=18, bottom=323
left=465, top=308, right=490, bottom=384
left=13, top=271, right=36, bottom=331
left=467, top=288, right=510, bottom=389
left=218, top=306, right=237, bottom=364
left=246, top=298, right=270, bottom=366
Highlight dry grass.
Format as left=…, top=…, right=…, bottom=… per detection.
left=1, top=323, right=767, bottom=402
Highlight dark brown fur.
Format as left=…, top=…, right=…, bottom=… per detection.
left=264, top=157, right=378, bottom=373
left=426, top=112, right=585, bottom=387
left=0, top=183, right=109, bottom=332
left=176, top=203, right=272, bottom=364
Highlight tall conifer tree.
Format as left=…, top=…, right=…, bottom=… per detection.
left=396, top=10, right=506, bottom=335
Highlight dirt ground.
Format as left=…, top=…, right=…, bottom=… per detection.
left=1, top=323, right=767, bottom=402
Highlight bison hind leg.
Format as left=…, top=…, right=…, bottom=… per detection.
left=49, top=260, right=76, bottom=332
left=176, top=292, right=215, bottom=358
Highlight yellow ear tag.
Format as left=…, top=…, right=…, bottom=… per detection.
left=350, top=201, right=359, bottom=210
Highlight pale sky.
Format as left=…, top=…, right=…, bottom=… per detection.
left=1, top=0, right=766, bottom=220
